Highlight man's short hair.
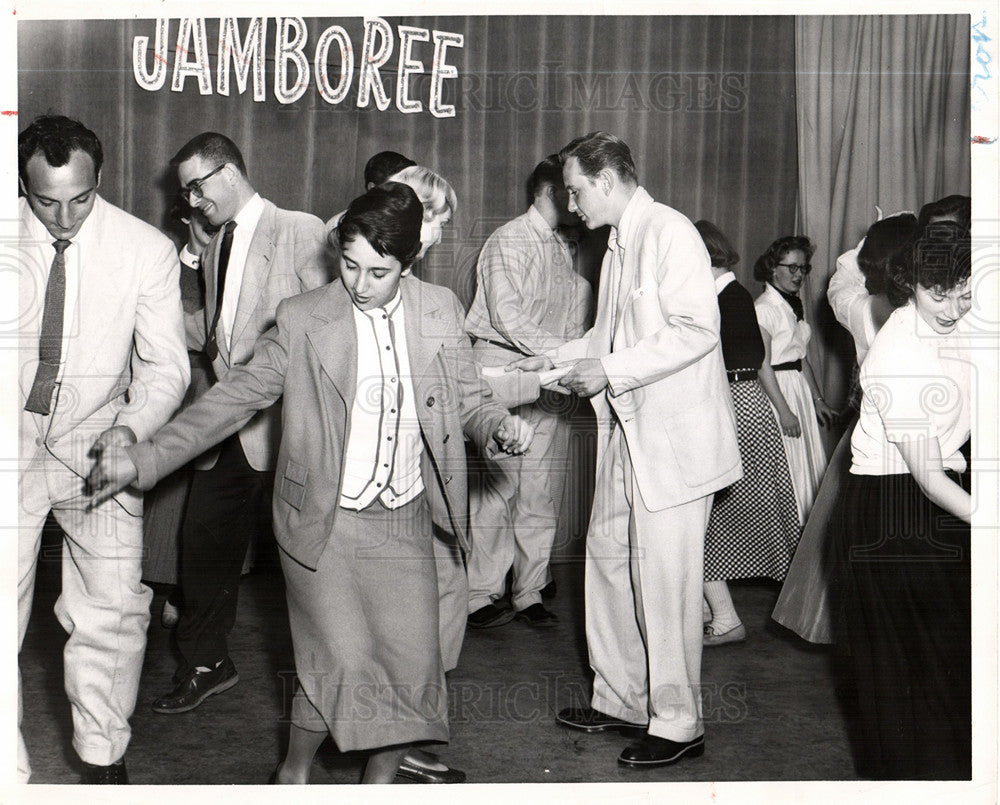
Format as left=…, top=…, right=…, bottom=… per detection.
left=172, top=132, right=247, bottom=177
left=364, top=151, right=416, bottom=188
left=527, top=155, right=564, bottom=201
left=335, top=182, right=423, bottom=267
left=19, top=115, right=103, bottom=188
left=559, top=132, right=637, bottom=184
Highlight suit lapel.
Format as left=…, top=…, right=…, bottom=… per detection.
left=401, top=277, right=443, bottom=383
left=230, top=201, right=277, bottom=351
left=305, top=282, right=357, bottom=404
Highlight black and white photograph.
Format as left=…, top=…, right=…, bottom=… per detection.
left=3, top=2, right=997, bottom=802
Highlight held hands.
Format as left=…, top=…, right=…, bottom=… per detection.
left=778, top=409, right=802, bottom=438
left=558, top=358, right=608, bottom=397
left=493, top=414, right=535, bottom=455
left=84, top=426, right=140, bottom=510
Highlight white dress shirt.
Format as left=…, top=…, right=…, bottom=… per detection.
left=219, top=192, right=265, bottom=351
left=20, top=197, right=91, bottom=387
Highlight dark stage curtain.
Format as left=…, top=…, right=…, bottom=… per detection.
left=18, top=15, right=798, bottom=556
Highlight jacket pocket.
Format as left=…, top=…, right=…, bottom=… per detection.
left=663, top=402, right=734, bottom=488
left=278, top=458, right=308, bottom=511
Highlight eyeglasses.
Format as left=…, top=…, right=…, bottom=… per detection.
left=180, top=163, right=226, bottom=202
left=776, top=262, right=812, bottom=275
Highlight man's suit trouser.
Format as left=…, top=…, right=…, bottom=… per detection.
left=586, top=426, right=711, bottom=742
left=18, top=448, right=151, bottom=780
left=467, top=395, right=569, bottom=613
left=176, top=434, right=273, bottom=669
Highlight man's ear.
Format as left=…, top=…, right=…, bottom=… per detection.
left=401, top=266, right=413, bottom=278
left=598, top=169, right=615, bottom=195
left=18, top=176, right=27, bottom=196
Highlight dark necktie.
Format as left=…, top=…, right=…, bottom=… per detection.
left=205, top=220, right=237, bottom=360
left=24, top=239, right=72, bottom=415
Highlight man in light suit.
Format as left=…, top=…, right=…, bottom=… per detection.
left=154, top=132, right=330, bottom=713
left=87, top=182, right=533, bottom=783
left=17, top=115, right=189, bottom=783
left=513, top=132, right=741, bottom=767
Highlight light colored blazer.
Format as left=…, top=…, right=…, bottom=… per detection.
left=19, top=195, right=189, bottom=515
left=187, top=198, right=331, bottom=471
left=549, top=188, right=741, bottom=510
left=130, top=276, right=509, bottom=570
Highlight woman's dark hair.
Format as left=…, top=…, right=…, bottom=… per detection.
left=694, top=220, right=739, bottom=268
left=887, top=219, right=970, bottom=306
left=19, top=115, right=104, bottom=189
left=335, top=182, right=423, bottom=267
left=916, top=194, right=971, bottom=233
left=753, top=235, right=815, bottom=283
left=856, top=213, right=918, bottom=295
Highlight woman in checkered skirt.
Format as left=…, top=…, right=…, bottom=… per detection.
left=695, top=221, right=803, bottom=646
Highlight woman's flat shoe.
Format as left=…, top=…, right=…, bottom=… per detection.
left=703, top=622, right=746, bottom=646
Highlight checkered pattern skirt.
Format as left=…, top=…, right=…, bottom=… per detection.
left=704, top=378, right=802, bottom=582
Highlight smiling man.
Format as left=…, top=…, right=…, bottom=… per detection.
left=155, top=132, right=331, bottom=716
left=17, top=115, right=189, bottom=784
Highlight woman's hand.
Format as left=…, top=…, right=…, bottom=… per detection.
left=778, top=409, right=801, bottom=438
left=813, top=398, right=838, bottom=428
left=506, top=355, right=554, bottom=373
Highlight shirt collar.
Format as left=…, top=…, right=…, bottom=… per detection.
left=715, top=271, right=736, bottom=293
left=526, top=203, right=558, bottom=240
left=231, top=192, right=264, bottom=231
left=608, top=186, right=652, bottom=254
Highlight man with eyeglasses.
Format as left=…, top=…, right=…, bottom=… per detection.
left=17, top=115, right=189, bottom=783
left=152, top=132, right=330, bottom=715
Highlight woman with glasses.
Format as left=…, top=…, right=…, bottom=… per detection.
left=753, top=236, right=836, bottom=525
left=834, top=220, right=972, bottom=779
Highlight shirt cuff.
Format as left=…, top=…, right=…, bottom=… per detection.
left=179, top=244, right=200, bottom=270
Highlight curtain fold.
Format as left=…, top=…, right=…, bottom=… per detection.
left=794, top=15, right=971, bottom=414
left=18, top=15, right=800, bottom=557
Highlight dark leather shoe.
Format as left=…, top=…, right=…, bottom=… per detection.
left=396, top=758, right=467, bottom=783
left=541, top=579, right=557, bottom=600
left=618, top=734, right=705, bottom=767
left=468, top=603, right=515, bottom=629
left=82, top=760, right=128, bottom=784
left=515, top=602, right=557, bottom=625
left=556, top=706, right=646, bottom=735
left=152, top=657, right=239, bottom=714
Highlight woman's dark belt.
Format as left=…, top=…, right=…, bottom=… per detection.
left=772, top=360, right=802, bottom=372
left=727, top=368, right=758, bottom=383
